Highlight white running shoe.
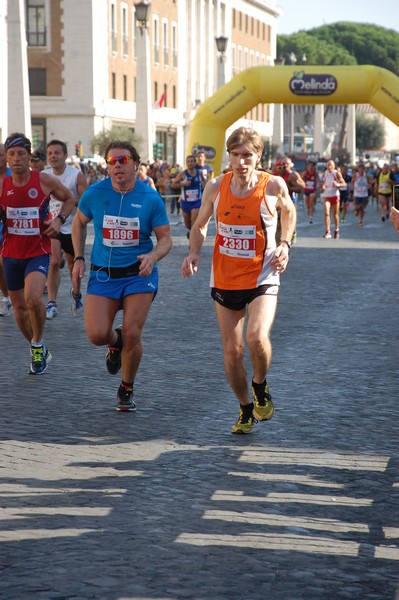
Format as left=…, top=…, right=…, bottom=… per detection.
left=0, top=297, right=12, bottom=317
left=46, top=302, right=58, bottom=319
left=70, top=288, right=84, bottom=317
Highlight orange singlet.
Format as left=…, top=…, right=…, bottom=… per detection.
left=210, top=171, right=280, bottom=290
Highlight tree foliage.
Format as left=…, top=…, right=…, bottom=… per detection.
left=277, top=23, right=399, bottom=74
left=355, top=114, right=385, bottom=153
left=90, top=125, right=140, bottom=156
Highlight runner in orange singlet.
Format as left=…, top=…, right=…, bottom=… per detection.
left=182, top=127, right=296, bottom=434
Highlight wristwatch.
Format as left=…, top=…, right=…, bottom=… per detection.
left=56, top=213, right=67, bottom=224
left=281, top=239, right=292, bottom=250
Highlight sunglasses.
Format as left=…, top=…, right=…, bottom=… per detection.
left=106, top=155, right=133, bottom=166
left=276, top=164, right=287, bottom=170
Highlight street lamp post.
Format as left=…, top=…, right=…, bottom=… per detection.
left=134, top=1, right=153, bottom=162
left=215, top=36, right=228, bottom=89
left=288, top=53, right=297, bottom=155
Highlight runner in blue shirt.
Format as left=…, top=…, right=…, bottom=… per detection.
left=72, top=140, right=172, bottom=411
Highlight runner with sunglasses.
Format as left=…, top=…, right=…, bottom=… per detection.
left=72, top=140, right=172, bottom=411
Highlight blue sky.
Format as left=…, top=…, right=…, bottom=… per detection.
left=277, top=0, right=399, bottom=35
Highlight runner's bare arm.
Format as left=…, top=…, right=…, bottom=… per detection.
left=71, top=208, right=90, bottom=286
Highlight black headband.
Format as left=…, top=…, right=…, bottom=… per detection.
left=4, top=135, right=31, bottom=153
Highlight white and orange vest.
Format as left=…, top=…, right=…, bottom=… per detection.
left=210, top=171, right=280, bottom=290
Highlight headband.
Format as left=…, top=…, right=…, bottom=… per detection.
left=4, top=135, right=31, bottom=153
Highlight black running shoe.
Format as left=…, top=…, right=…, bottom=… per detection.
left=29, top=344, right=52, bottom=375
left=105, top=326, right=123, bottom=375
left=116, top=384, right=136, bottom=412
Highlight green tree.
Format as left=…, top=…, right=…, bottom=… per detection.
left=277, top=23, right=399, bottom=74
left=90, top=125, right=140, bottom=156
left=355, top=114, right=385, bottom=153
left=277, top=32, right=356, bottom=66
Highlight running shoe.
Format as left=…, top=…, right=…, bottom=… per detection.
left=0, top=297, right=12, bottom=317
left=46, top=301, right=58, bottom=319
left=106, top=325, right=123, bottom=375
left=341, top=217, right=346, bottom=223
left=231, top=406, right=256, bottom=434
left=252, top=381, right=275, bottom=421
left=29, top=344, right=52, bottom=375
left=70, top=288, right=83, bottom=317
left=334, top=230, right=340, bottom=239
left=324, top=230, right=332, bottom=239
left=116, top=384, right=137, bottom=412
left=309, top=217, right=313, bottom=224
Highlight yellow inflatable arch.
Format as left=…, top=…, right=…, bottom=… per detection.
left=187, top=65, right=399, bottom=174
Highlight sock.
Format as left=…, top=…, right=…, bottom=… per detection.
left=72, top=291, right=82, bottom=300
left=121, top=380, right=133, bottom=390
left=240, top=402, right=254, bottom=412
left=252, top=378, right=266, bottom=393
left=31, top=339, right=44, bottom=347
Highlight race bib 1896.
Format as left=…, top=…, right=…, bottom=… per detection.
left=102, top=214, right=140, bottom=247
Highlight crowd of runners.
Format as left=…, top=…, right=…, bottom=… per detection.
left=0, top=130, right=398, bottom=433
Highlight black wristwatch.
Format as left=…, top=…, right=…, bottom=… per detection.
left=281, top=239, right=292, bottom=251
left=56, top=213, right=67, bottom=224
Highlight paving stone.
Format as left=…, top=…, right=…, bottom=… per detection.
left=1, top=204, right=399, bottom=599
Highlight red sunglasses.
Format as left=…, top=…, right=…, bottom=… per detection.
left=106, top=155, right=133, bottom=166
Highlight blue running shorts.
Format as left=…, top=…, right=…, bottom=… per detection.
left=87, top=268, right=158, bottom=302
left=3, top=255, right=51, bottom=291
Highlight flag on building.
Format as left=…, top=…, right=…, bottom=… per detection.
left=153, top=92, right=166, bottom=110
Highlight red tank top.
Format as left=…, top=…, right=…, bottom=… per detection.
left=303, top=171, right=317, bottom=193
left=0, top=170, right=51, bottom=258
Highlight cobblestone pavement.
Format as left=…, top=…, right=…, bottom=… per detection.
left=1, top=198, right=399, bottom=600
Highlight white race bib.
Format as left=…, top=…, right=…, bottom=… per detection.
left=217, top=222, right=256, bottom=259
left=102, top=214, right=140, bottom=247
left=6, top=206, right=40, bottom=235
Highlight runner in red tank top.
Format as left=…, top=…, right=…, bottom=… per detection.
left=0, top=132, right=74, bottom=375
left=182, top=127, right=296, bottom=434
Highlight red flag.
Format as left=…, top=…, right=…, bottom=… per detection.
left=152, top=91, right=166, bottom=110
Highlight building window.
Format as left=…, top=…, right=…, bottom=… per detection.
left=231, top=44, right=236, bottom=76
left=162, top=20, right=168, bottom=66
left=163, top=83, right=167, bottom=108
left=154, top=81, right=158, bottom=104
left=132, top=7, right=136, bottom=59
left=32, top=118, right=47, bottom=150
left=123, top=75, right=127, bottom=100
left=262, top=23, right=266, bottom=41
left=122, top=5, right=128, bottom=56
left=111, top=2, right=117, bottom=52
left=171, top=23, right=178, bottom=68
left=239, top=11, right=242, bottom=31
left=28, top=67, right=46, bottom=95
left=112, top=72, right=116, bottom=98
left=26, top=0, right=46, bottom=46
left=172, top=84, right=176, bottom=108
left=153, top=16, right=159, bottom=64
